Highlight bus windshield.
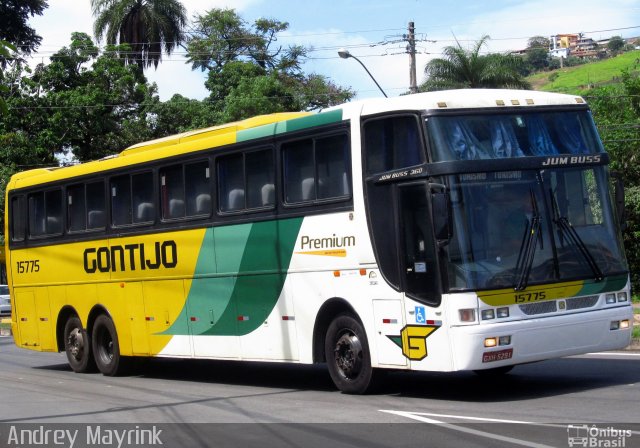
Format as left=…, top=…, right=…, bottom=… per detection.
left=443, top=167, right=627, bottom=291
left=427, top=110, right=604, bottom=161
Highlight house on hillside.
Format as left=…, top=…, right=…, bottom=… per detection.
left=549, top=33, right=602, bottom=59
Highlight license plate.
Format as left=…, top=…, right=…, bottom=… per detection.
left=482, top=348, right=513, bottom=363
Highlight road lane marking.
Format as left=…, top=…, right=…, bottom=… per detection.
left=582, top=352, right=640, bottom=357
left=381, top=410, right=640, bottom=438
left=380, top=410, right=556, bottom=448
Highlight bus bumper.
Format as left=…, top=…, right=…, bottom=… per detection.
left=448, top=306, right=633, bottom=371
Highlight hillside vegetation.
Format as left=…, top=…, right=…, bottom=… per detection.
left=527, top=50, right=640, bottom=94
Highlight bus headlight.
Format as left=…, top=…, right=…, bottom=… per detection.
left=497, top=307, right=510, bottom=318
left=617, top=292, right=628, bottom=302
left=481, top=309, right=495, bottom=320
left=459, top=309, right=476, bottom=323
left=605, top=293, right=616, bottom=304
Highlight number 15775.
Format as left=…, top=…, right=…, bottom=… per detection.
left=16, top=260, right=40, bottom=273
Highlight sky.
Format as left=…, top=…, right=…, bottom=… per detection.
left=27, top=0, right=640, bottom=101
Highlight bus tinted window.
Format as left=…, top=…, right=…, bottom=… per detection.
left=86, top=181, right=106, bottom=229
left=161, top=164, right=185, bottom=219
left=283, top=140, right=314, bottom=203
left=132, top=172, right=154, bottom=223
left=427, top=111, right=605, bottom=161
left=246, top=151, right=274, bottom=209
left=218, top=149, right=273, bottom=212
left=161, top=161, right=210, bottom=219
left=364, top=116, right=423, bottom=174
left=218, top=154, right=244, bottom=212
left=316, top=134, right=350, bottom=200
left=185, top=161, right=210, bottom=216
left=283, top=134, right=350, bottom=204
left=29, top=190, right=62, bottom=237
left=10, top=196, right=25, bottom=242
left=67, top=184, right=86, bottom=231
left=111, top=175, right=132, bottom=226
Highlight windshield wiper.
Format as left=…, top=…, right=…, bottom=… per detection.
left=549, top=189, right=603, bottom=282
left=514, top=188, right=542, bottom=291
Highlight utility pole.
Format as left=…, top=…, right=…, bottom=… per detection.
left=408, top=21, right=418, bottom=94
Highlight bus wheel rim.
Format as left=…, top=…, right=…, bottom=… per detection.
left=334, top=331, right=363, bottom=379
left=67, top=328, right=84, bottom=359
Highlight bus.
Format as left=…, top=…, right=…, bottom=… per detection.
left=4, top=89, right=633, bottom=394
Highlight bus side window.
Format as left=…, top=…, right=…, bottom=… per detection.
left=161, top=164, right=185, bottom=219
left=246, top=150, right=274, bottom=208
left=218, top=154, right=245, bottom=212
left=10, top=195, right=26, bottom=242
left=283, top=139, right=314, bottom=204
left=185, top=161, right=211, bottom=216
left=363, top=115, right=423, bottom=175
left=28, top=190, right=62, bottom=237
left=283, top=134, right=350, bottom=204
left=111, top=175, right=132, bottom=226
left=316, top=134, right=350, bottom=200
left=67, top=184, right=86, bottom=231
left=132, top=171, right=154, bottom=223
left=219, top=149, right=274, bottom=212
left=86, top=181, right=106, bottom=229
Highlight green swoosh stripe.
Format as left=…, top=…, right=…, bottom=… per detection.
left=163, top=217, right=303, bottom=336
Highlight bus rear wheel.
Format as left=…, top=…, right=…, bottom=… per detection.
left=92, top=314, right=128, bottom=376
left=63, top=316, right=96, bottom=373
left=325, top=313, right=374, bottom=394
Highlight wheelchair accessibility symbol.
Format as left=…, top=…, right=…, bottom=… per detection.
left=415, top=306, right=426, bottom=324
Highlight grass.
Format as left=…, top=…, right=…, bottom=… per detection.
left=634, top=325, right=640, bottom=340
left=527, top=50, right=640, bottom=94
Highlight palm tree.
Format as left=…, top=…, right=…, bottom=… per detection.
left=91, top=0, right=187, bottom=69
left=420, top=35, right=530, bottom=91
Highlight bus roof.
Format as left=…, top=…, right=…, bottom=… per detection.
left=336, top=89, right=587, bottom=117
left=8, top=89, right=587, bottom=190
left=8, top=111, right=319, bottom=189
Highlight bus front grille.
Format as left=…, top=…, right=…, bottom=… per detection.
left=519, top=301, right=557, bottom=315
left=566, top=295, right=599, bottom=310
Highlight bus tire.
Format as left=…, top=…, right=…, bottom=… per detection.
left=63, top=316, right=96, bottom=373
left=325, top=313, right=374, bottom=394
left=92, top=314, right=128, bottom=376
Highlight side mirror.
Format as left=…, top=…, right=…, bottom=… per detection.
left=430, top=183, right=452, bottom=244
left=611, top=172, right=627, bottom=231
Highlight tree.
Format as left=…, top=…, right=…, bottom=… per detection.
left=420, top=35, right=531, bottom=91
left=587, top=71, right=640, bottom=291
left=0, top=41, right=17, bottom=114
left=91, top=0, right=187, bottom=69
left=0, top=0, right=48, bottom=59
left=2, top=33, right=157, bottom=162
left=607, top=36, right=625, bottom=54
left=527, top=36, right=550, bottom=51
left=525, top=37, right=551, bottom=73
left=186, top=8, right=353, bottom=120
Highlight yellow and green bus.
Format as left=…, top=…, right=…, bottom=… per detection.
left=4, top=89, right=633, bottom=393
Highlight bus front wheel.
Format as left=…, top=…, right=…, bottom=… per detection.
left=92, top=314, right=128, bottom=376
left=325, top=313, right=374, bottom=394
left=63, top=316, right=95, bottom=373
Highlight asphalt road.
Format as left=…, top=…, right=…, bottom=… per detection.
left=0, top=336, right=639, bottom=447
